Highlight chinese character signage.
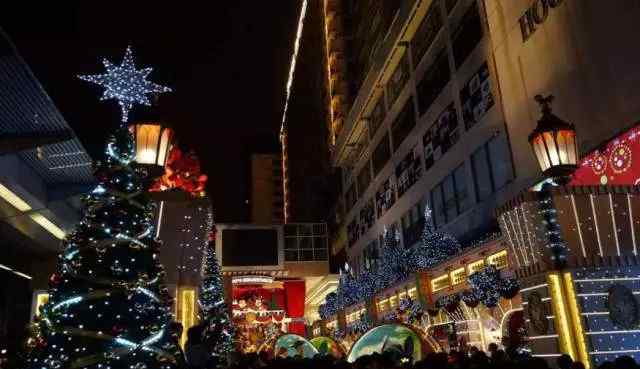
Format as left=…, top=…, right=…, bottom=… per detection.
left=460, top=62, right=494, bottom=130
left=396, top=146, right=423, bottom=197
left=423, top=103, right=460, bottom=170
left=376, top=176, right=396, bottom=218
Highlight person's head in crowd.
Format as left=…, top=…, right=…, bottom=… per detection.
left=557, top=354, right=573, bottom=369
left=487, top=343, right=498, bottom=355
left=615, top=356, right=638, bottom=369
left=570, top=361, right=586, bottom=369
left=186, top=324, right=204, bottom=346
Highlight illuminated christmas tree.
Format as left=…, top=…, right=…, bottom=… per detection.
left=24, top=47, right=181, bottom=369
left=377, top=228, right=408, bottom=289
left=409, top=207, right=461, bottom=270
left=26, top=128, right=182, bottom=369
left=198, top=221, right=234, bottom=366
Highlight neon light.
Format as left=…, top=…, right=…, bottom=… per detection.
left=609, top=194, right=621, bottom=256
left=628, top=194, right=637, bottom=255
left=521, top=283, right=548, bottom=292
left=590, top=195, right=604, bottom=256
left=137, top=287, right=159, bottom=302
left=548, top=273, right=577, bottom=360
left=574, top=277, right=640, bottom=282
left=0, top=183, right=31, bottom=211
left=52, top=296, right=83, bottom=311
left=570, top=194, right=587, bottom=258
left=30, top=213, right=66, bottom=240
left=179, top=288, right=197, bottom=347
left=279, top=0, right=309, bottom=137
left=586, top=330, right=640, bottom=335
left=141, top=328, right=164, bottom=346
left=590, top=349, right=640, bottom=355
left=563, top=272, right=590, bottom=369
left=155, top=201, right=164, bottom=238
left=528, top=334, right=559, bottom=340
left=533, top=353, right=563, bottom=358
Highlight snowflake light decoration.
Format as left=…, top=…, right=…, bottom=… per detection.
left=79, top=46, right=171, bottom=123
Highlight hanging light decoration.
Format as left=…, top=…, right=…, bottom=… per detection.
left=528, top=94, right=578, bottom=183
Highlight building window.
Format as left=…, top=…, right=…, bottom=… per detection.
left=401, top=202, right=425, bottom=249
left=451, top=3, right=483, bottom=69
left=431, top=182, right=446, bottom=227
left=487, top=134, right=514, bottom=190
left=357, top=162, right=372, bottom=197
left=430, top=164, right=469, bottom=226
left=386, top=55, right=411, bottom=108
left=453, top=164, right=470, bottom=213
left=345, top=183, right=358, bottom=210
left=471, top=133, right=514, bottom=202
left=372, top=133, right=391, bottom=176
left=369, top=97, right=386, bottom=138
left=283, top=223, right=328, bottom=262
left=359, top=198, right=376, bottom=232
left=460, top=62, right=495, bottom=130
left=467, top=259, right=485, bottom=274
left=431, top=275, right=450, bottom=292
left=395, top=146, right=423, bottom=197
left=391, top=99, right=417, bottom=152
left=442, top=174, right=457, bottom=221
left=487, top=250, right=508, bottom=269
left=411, top=3, right=443, bottom=67
left=363, top=239, right=379, bottom=271
left=471, top=145, right=493, bottom=202
left=423, top=102, right=460, bottom=171
left=375, top=176, right=396, bottom=217
left=417, top=49, right=451, bottom=116
left=347, top=219, right=359, bottom=248
left=450, top=267, right=466, bottom=285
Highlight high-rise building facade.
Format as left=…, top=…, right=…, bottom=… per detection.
left=324, top=0, right=640, bottom=274
left=250, top=153, right=284, bottom=225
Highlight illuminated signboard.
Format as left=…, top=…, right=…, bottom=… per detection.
left=570, top=124, right=640, bottom=186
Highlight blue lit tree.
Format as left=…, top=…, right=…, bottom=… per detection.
left=377, top=228, right=408, bottom=289
left=409, top=207, right=461, bottom=271
left=198, top=222, right=234, bottom=367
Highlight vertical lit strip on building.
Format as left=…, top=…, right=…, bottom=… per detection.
left=279, top=0, right=308, bottom=224
left=155, top=200, right=165, bottom=238
left=563, top=272, right=591, bottom=369
left=322, top=0, right=345, bottom=146
left=547, top=273, right=577, bottom=360
left=34, top=292, right=49, bottom=317
left=179, top=288, right=197, bottom=348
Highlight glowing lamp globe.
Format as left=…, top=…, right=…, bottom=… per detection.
left=528, top=95, right=578, bottom=181
left=129, top=123, right=173, bottom=167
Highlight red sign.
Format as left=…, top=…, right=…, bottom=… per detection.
left=570, top=124, right=640, bottom=186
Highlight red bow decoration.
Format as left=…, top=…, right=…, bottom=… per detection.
left=150, top=147, right=208, bottom=196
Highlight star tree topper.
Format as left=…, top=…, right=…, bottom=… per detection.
left=78, top=46, right=171, bottom=123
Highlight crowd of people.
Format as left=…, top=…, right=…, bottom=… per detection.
left=224, top=349, right=640, bottom=369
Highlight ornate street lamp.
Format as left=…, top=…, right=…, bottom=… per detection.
left=528, top=94, right=578, bottom=269
left=528, top=94, right=578, bottom=184
left=129, top=122, right=174, bottom=168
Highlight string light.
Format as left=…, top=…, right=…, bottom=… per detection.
left=78, top=46, right=171, bottom=123
left=279, top=0, right=309, bottom=139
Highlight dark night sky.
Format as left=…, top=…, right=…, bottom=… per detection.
left=0, top=2, right=299, bottom=222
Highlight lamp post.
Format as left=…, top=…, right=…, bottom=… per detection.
left=528, top=94, right=578, bottom=185
left=129, top=122, right=174, bottom=178
left=528, top=94, right=579, bottom=269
